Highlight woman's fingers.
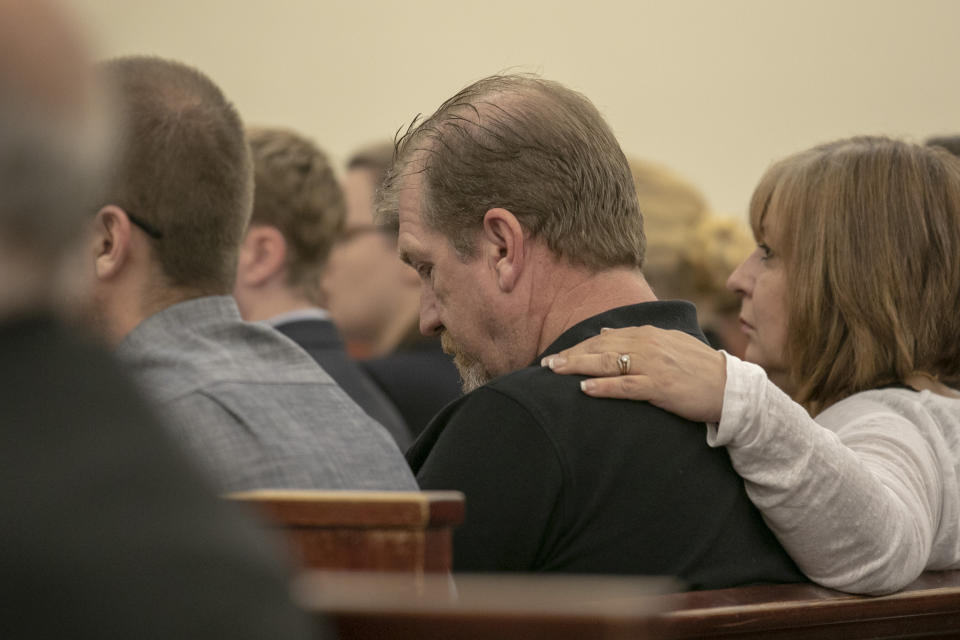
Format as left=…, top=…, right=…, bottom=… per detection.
left=578, top=366, right=722, bottom=423
left=542, top=351, right=626, bottom=377
left=546, top=328, right=658, bottom=373
left=580, top=374, right=656, bottom=401
left=542, top=325, right=727, bottom=423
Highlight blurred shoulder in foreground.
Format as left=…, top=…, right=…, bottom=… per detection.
left=0, top=1, right=318, bottom=637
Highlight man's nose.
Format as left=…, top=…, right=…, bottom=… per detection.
left=419, top=287, right=442, bottom=336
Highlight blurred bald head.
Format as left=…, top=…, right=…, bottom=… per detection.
left=0, top=0, right=91, bottom=113
left=0, top=0, right=110, bottom=314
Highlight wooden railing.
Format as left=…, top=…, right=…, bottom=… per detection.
left=650, top=570, right=960, bottom=638
left=228, top=490, right=464, bottom=574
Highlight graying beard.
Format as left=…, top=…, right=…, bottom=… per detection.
left=456, top=359, right=491, bottom=393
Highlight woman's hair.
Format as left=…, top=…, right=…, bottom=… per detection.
left=749, top=136, right=960, bottom=413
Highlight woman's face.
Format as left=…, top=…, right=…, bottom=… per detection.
left=726, top=211, right=790, bottom=384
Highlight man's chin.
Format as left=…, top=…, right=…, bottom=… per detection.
left=454, top=356, right=491, bottom=393
left=442, top=333, right=492, bottom=393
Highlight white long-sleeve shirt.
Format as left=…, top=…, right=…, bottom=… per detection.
left=708, top=354, right=960, bottom=594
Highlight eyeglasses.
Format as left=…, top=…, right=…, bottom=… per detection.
left=126, top=212, right=164, bottom=240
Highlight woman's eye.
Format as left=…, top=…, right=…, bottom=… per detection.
left=417, top=264, right=433, bottom=279
left=758, top=243, right=773, bottom=261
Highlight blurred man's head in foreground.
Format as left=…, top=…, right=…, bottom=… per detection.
left=0, top=0, right=112, bottom=318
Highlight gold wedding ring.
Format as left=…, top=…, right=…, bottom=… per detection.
left=617, top=353, right=631, bottom=375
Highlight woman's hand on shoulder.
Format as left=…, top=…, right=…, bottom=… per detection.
left=542, top=326, right=727, bottom=423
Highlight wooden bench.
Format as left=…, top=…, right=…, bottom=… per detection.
left=651, top=570, right=960, bottom=638
left=228, top=490, right=464, bottom=573
left=298, top=570, right=960, bottom=639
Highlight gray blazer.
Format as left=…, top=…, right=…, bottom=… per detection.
left=117, top=296, right=417, bottom=493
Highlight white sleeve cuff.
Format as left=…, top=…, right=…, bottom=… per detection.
left=707, top=352, right=770, bottom=448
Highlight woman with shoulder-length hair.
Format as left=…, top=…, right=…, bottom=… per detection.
left=545, top=136, right=960, bottom=595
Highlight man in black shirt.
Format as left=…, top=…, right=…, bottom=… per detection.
left=380, top=74, right=804, bottom=589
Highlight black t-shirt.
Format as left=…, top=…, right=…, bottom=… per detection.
left=0, top=314, right=318, bottom=639
left=408, top=301, right=804, bottom=590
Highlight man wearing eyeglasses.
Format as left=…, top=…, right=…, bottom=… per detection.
left=232, top=127, right=411, bottom=449
left=86, top=55, right=416, bottom=493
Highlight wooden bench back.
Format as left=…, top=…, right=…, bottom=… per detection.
left=229, top=490, right=464, bottom=573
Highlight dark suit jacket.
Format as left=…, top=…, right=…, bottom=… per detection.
left=275, top=318, right=412, bottom=449
left=361, top=336, right=463, bottom=439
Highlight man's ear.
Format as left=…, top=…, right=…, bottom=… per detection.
left=236, top=225, right=288, bottom=288
left=481, top=208, right=525, bottom=293
left=93, top=205, right=133, bottom=281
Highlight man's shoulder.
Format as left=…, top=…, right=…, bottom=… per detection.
left=489, top=361, right=578, bottom=392
left=426, top=360, right=701, bottom=437
left=485, top=363, right=698, bottom=434
left=407, top=378, right=552, bottom=473
left=409, top=361, right=701, bottom=474
left=160, top=373, right=417, bottom=493
left=123, top=299, right=339, bottom=404
left=428, top=367, right=561, bottom=427
left=410, top=367, right=570, bottom=458
left=414, top=376, right=536, bottom=440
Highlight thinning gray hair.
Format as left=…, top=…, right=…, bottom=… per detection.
left=377, top=74, right=645, bottom=271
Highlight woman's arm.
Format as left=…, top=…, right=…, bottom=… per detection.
left=716, top=356, right=939, bottom=594
left=546, top=327, right=942, bottom=594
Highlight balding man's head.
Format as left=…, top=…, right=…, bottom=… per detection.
left=378, top=74, right=644, bottom=272
left=0, top=0, right=91, bottom=114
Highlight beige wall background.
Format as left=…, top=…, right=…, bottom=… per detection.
left=71, top=0, right=960, bottom=216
